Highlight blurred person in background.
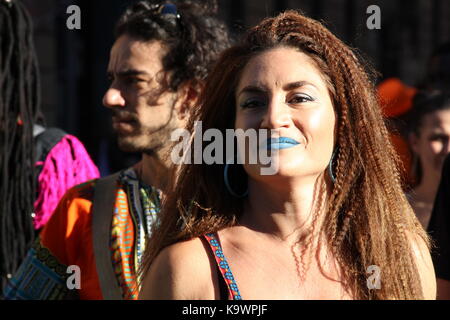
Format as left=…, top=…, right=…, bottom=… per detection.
left=406, top=91, right=450, bottom=229
left=0, top=0, right=99, bottom=297
left=425, top=41, right=450, bottom=300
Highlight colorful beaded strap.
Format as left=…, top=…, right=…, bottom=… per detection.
left=203, top=233, right=242, bottom=300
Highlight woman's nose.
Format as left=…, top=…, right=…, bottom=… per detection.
left=260, top=98, right=291, bottom=129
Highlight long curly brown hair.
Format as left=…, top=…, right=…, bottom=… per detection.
left=140, top=10, right=429, bottom=299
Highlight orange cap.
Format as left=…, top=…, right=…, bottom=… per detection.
left=377, top=78, right=417, bottom=118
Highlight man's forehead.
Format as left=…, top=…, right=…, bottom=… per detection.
left=108, top=35, right=166, bottom=73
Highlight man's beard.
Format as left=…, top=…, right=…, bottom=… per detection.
left=115, top=119, right=179, bottom=157
left=111, top=105, right=178, bottom=155
left=116, top=129, right=161, bottom=154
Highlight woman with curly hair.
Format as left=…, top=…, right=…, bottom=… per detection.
left=139, top=10, right=435, bottom=300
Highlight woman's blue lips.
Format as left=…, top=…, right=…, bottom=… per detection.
left=267, top=137, right=300, bottom=150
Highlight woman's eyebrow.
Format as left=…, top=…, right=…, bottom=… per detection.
left=282, top=80, right=318, bottom=91
left=237, top=81, right=319, bottom=97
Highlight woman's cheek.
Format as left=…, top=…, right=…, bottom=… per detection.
left=306, top=108, right=335, bottom=144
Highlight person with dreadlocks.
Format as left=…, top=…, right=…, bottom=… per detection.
left=0, top=0, right=99, bottom=297
left=4, top=0, right=231, bottom=300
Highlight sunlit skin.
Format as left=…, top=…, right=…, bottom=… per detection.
left=409, top=109, right=450, bottom=229
left=103, top=35, right=191, bottom=190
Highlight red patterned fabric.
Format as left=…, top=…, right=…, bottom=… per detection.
left=203, top=233, right=242, bottom=300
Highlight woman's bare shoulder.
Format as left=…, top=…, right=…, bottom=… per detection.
left=406, top=230, right=436, bottom=299
left=138, top=237, right=218, bottom=300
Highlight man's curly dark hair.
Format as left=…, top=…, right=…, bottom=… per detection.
left=115, top=0, right=232, bottom=91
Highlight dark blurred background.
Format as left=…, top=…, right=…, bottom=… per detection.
left=22, top=0, right=450, bottom=176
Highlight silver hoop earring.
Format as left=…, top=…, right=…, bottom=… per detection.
left=224, top=161, right=248, bottom=198
left=328, top=147, right=338, bottom=183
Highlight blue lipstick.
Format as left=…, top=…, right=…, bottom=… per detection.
left=267, top=137, right=300, bottom=150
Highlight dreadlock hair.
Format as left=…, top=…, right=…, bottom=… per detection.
left=140, top=10, right=430, bottom=299
left=115, top=0, right=232, bottom=92
left=0, top=0, right=45, bottom=293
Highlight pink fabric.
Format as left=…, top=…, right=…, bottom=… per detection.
left=33, top=134, right=100, bottom=229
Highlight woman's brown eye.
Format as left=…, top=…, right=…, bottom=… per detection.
left=289, top=94, right=313, bottom=104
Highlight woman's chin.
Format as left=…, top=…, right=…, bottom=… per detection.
left=246, top=163, right=316, bottom=180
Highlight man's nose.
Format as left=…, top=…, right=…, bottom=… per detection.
left=102, top=87, right=125, bottom=108
left=260, top=98, right=290, bottom=129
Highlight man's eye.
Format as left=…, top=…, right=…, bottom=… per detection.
left=125, top=77, right=144, bottom=84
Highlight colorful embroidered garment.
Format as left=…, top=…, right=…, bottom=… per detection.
left=3, top=238, right=78, bottom=300
left=110, top=169, right=160, bottom=299
left=4, top=168, right=161, bottom=300
left=203, top=233, right=242, bottom=300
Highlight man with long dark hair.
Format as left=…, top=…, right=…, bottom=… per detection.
left=4, top=0, right=231, bottom=300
